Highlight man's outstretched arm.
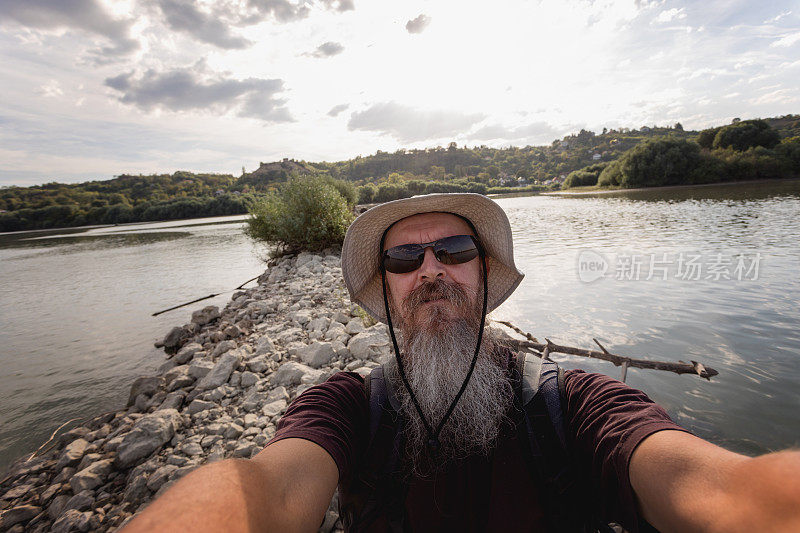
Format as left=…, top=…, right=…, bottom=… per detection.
left=631, top=430, right=800, bottom=532
left=121, top=438, right=338, bottom=533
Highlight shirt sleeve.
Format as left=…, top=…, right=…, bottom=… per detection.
left=563, top=370, right=690, bottom=532
left=266, top=371, right=369, bottom=481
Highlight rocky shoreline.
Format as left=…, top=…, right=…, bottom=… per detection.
left=0, top=250, right=397, bottom=532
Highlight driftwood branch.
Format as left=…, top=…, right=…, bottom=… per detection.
left=496, top=323, right=718, bottom=381
left=151, top=275, right=260, bottom=317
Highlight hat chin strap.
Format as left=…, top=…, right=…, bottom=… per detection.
left=380, top=250, right=489, bottom=454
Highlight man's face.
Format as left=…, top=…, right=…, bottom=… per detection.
left=383, top=212, right=482, bottom=330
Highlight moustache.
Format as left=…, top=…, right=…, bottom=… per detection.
left=403, top=278, right=473, bottom=312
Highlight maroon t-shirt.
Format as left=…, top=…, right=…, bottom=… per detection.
left=268, top=361, right=687, bottom=531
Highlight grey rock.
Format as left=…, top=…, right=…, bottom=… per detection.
left=166, top=455, right=189, bottom=467
left=70, top=459, right=112, bottom=492
left=288, top=309, right=312, bottom=325
left=307, top=316, right=330, bottom=333
left=196, top=352, right=240, bottom=391
left=64, top=490, right=95, bottom=512
left=187, top=399, right=215, bottom=416
left=158, top=391, right=185, bottom=411
left=174, top=342, right=203, bottom=364
left=127, top=376, right=165, bottom=406
left=146, top=465, right=178, bottom=492
left=239, top=371, right=259, bottom=387
left=76, top=452, right=102, bottom=473
left=271, top=361, right=315, bottom=387
left=201, top=434, right=222, bottom=448
left=53, top=467, right=76, bottom=484
left=254, top=336, right=276, bottom=355
left=275, top=327, right=302, bottom=344
left=261, top=399, right=287, bottom=418
left=56, top=438, right=90, bottom=470
left=159, top=326, right=188, bottom=351
left=116, top=409, right=182, bottom=468
left=324, top=323, right=347, bottom=341
left=333, top=310, right=351, bottom=324
left=188, top=360, right=214, bottom=379
left=211, top=340, right=237, bottom=358
left=265, top=386, right=289, bottom=402
left=297, top=341, right=335, bottom=368
left=246, top=355, right=269, bottom=373
left=224, top=325, right=243, bottom=338
left=52, top=509, right=92, bottom=533
left=191, top=305, right=220, bottom=326
left=344, top=317, right=365, bottom=335
left=0, top=505, right=41, bottom=528
left=58, top=427, right=91, bottom=446
left=232, top=441, right=259, bottom=458
left=243, top=414, right=258, bottom=427
left=348, top=328, right=391, bottom=360
left=47, top=494, right=70, bottom=520
left=123, top=474, right=149, bottom=503
left=180, top=441, right=203, bottom=456
left=223, top=424, right=244, bottom=439
left=2, top=483, right=33, bottom=500
left=40, top=483, right=61, bottom=503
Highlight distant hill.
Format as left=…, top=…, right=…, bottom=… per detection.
left=2, top=114, right=797, bottom=231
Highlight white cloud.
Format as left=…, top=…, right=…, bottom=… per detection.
left=348, top=102, right=484, bottom=142
left=405, top=14, right=431, bottom=34
left=764, top=11, right=792, bottom=24
left=36, top=80, right=63, bottom=98
left=770, top=32, right=800, bottom=47
left=653, top=7, right=687, bottom=23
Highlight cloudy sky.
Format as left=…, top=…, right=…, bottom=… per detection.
left=1, top=0, right=799, bottom=186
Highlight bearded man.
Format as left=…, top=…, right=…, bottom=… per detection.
left=125, top=194, right=800, bottom=532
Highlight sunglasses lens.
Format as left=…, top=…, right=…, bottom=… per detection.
left=383, top=244, right=424, bottom=274
left=435, top=235, right=479, bottom=265
left=383, top=235, right=480, bottom=274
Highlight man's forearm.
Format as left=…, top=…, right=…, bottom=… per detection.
left=121, top=458, right=309, bottom=533
left=720, top=449, right=800, bottom=532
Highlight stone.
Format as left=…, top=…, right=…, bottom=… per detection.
left=166, top=455, right=189, bottom=467
left=191, top=306, right=220, bottom=326
left=174, top=342, right=203, bottom=364
left=307, top=316, right=330, bottom=333
left=58, top=427, right=91, bottom=446
left=0, top=505, right=41, bottom=528
left=158, top=391, right=185, bottom=411
left=40, top=483, right=61, bottom=503
left=146, top=465, right=178, bottom=492
left=64, top=490, right=95, bottom=512
left=53, top=467, right=76, bottom=485
left=333, top=310, right=351, bottom=324
left=224, top=325, right=243, bottom=338
left=324, top=323, right=346, bottom=341
left=211, top=340, right=237, bottom=358
left=254, top=336, right=276, bottom=355
left=243, top=414, right=258, bottom=427
left=123, top=474, right=149, bottom=503
left=180, top=441, right=203, bottom=456
left=47, top=494, right=69, bottom=520
left=2, top=483, right=33, bottom=500
left=265, top=386, right=289, bottom=402
left=348, top=328, right=391, bottom=360
left=56, top=438, right=90, bottom=470
left=245, top=355, right=269, bottom=373
left=261, top=399, right=287, bottom=418
left=232, top=441, right=259, bottom=458
left=344, top=317, right=365, bottom=335
left=275, top=327, right=302, bottom=345
left=297, top=341, right=335, bottom=368
left=126, top=376, right=165, bottom=407
left=239, top=371, right=259, bottom=388
left=223, top=424, right=244, bottom=439
left=196, top=352, right=240, bottom=391
left=186, top=399, right=215, bottom=416
left=116, top=409, right=182, bottom=468
left=271, top=362, right=315, bottom=387
left=76, top=452, right=103, bottom=473
left=188, top=360, right=214, bottom=379
left=159, top=326, right=188, bottom=351
left=70, top=459, right=112, bottom=492
left=52, top=509, right=92, bottom=533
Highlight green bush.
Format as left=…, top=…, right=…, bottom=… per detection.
left=598, top=160, right=622, bottom=187
left=712, top=120, right=780, bottom=151
left=245, top=174, right=354, bottom=256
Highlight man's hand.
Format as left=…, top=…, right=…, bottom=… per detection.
left=122, top=438, right=338, bottom=533
left=630, top=430, right=800, bottom=532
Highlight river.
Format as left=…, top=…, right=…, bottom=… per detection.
left=2, top=180, right=799, bottom=472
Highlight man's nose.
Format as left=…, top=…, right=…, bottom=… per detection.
left=418, top=247, right=445, bottom=281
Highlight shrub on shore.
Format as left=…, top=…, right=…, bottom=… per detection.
left=245, top=174, right=354, bottom=256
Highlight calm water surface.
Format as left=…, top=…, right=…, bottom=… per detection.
left=1, top=180, right=799, bottom=472
left=0, top=216, right=265, bottom=472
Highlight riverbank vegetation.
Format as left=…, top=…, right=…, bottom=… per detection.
left=245, top=175, right=355, bottom=256
left=2, top=114, right=798, bottom=231
left=561, top=118, right=800, bottom=190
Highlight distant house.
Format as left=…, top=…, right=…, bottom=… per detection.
left=592, top=153, right=602, bottom=161
left=249, top=158, right=310, bottom=177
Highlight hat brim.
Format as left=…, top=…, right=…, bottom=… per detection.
left=341, top=193, right=524, bottom=322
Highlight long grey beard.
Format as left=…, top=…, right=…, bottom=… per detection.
left=384, top=320, right=513, bottom=476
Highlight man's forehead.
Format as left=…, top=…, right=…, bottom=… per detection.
left=384, top=212, right=474, bottom=247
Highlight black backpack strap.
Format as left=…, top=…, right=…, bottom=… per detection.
left=340, top=366, right=408, bottom=532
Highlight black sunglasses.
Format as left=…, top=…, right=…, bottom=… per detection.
left=382, top=234, right=482, bottom=274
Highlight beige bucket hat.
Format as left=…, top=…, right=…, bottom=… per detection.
left=341, top=193, right=524, bottom=322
